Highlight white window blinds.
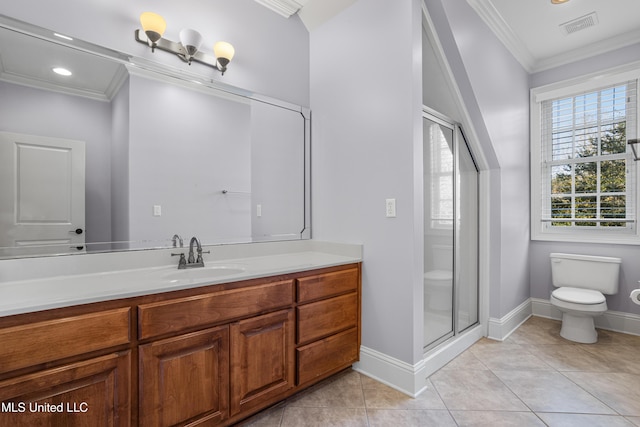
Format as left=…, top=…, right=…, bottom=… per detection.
left=540, top=80, right=638, bottom=230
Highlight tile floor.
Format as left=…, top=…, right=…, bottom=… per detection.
left=240, top=316, right=640, bottom=426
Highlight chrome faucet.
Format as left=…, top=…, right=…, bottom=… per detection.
left=171, top=234, right=184, bottom=248
left=188, top=236, right=201, bottom=264
left=176, top=236, right=210, bottom=269
left=172, top=236, right=210, bottom=269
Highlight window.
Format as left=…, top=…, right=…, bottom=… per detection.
left=531, top=66, right=639, bottom=244
left=428, top=122, right=454, bottom=230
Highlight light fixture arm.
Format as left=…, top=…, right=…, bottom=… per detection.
left=135, top=29, right=230, bottom=75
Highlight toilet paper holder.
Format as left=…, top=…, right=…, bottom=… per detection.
left=630, top=287, right=640, bottom=306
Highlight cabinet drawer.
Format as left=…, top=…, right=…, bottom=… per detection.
left=297, top=267, right=359, bottom=303
left=138, top=280, right=294, bottom=340
left=0, top=308, right=130, bottom=374
left=297, top=328, right=359, bottom=386
left=297, top=292, right=357, bottom=345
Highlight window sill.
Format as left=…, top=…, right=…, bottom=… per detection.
left=531, top=229, right=640, bottom=245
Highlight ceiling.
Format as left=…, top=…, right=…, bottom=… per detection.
left=450, top=0, right=640, bottom=73
left=0, top=27, right=127, bottom=101
left=3, top=0, right=638, bottom=99
left=257, top=0, right=640, bottom=73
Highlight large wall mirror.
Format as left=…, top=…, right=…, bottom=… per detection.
left=0, top=15, right=310, bottom=259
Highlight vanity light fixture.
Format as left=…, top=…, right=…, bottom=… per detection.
left=134, top=12, right=235, bottom=75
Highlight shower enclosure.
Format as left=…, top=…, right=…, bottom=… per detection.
left=423, top=109, right=479, bottom=350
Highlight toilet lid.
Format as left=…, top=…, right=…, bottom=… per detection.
left=552, top=287, right=606, bottom=305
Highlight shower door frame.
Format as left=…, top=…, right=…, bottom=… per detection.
left=422, top=107, right=480, bottom=352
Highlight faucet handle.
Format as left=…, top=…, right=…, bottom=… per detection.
left=171, top=252, right=187, bottom=268
left=196, top=250, right=210, bottom=264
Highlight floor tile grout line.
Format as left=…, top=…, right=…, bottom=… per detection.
left=502, top=328, right=624, bottom=418
left=487, top=336, right=551, bottom=403
left=247, top=317, right=640, bottom=425
left=555, top=369, right=626, bottom=417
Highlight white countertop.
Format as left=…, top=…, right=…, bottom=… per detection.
left=0, top=241, right=362, bottom=317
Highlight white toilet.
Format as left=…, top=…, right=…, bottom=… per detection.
left=550, top=253, right=621, bottom=344
left=424, top=270, right=453, bottom=311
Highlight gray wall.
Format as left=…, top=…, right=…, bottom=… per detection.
left=1, top=0, right=310, bottom=107
left=530, top=42, right=640, bottom=89
left=127, top=74, right=252, bottom=245
left=529, top=48, right=640, bottom=315
left=0, top=80, right=113, bottom=245
left=425, top=0, right=531, bottom=319
left=1, top=0, right=311, bottom=249
left=250, top=101, right=305, bottom=241
left=310, top=0, right=424, bottom=364
left=111, top=77, right=130, bottom=248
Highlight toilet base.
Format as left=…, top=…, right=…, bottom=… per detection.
left=559, top=312, right=598, bottom=344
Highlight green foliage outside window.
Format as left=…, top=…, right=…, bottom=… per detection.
left=550, top=122, right=627, bottom=227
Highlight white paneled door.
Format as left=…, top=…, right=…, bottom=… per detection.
left=0, top=132, right=85, bottom=257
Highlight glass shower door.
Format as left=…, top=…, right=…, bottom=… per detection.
left=455, top=126, right=479, bottom=332
left=423, top=116, right=455, bottom=348
left=423, top=112, right=479, bottom=350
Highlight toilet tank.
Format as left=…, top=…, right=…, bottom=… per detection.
left=550, top=253, right=621, bottom=294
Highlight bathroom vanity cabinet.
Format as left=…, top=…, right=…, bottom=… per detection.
left=0, top=262, right=361, bottom=426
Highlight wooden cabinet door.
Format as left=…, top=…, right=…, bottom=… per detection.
left=230, top=309, right=294, bottom=416
left=139, top=326, right=229, bottom=427
left=0, top=351, right=130, bottom=427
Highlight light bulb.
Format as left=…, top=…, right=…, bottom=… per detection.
left=179, top=29, right=203, bottom=61
left=140, top=12, right=166, bottom=44
left=214, top=41, right=235, bottom=62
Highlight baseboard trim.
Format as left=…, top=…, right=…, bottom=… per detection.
left=354, top=300, right=640, bottom=398
left=353, top=325, right=484, bottom=397
left=531, top=297, right=640, bottom=336
left=422, top=324, right=484, bottom=378
left=487, top=298, right=532, bottom=341
left=353, top=347, right=427, bottom=398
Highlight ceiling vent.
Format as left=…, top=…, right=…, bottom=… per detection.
left=560, top=12, right=599, bottom=35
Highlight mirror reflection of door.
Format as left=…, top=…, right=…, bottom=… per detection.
left=0, top=132, right=85, bottom=257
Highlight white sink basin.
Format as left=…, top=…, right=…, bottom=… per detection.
left=163, top=264, right=246, bottom=283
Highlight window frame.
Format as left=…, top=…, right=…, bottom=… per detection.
left=530, top=63, right=640, bottom=245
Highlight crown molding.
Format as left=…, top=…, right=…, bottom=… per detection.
left=532, top=28, right=640, bottom=73
left=253, top=0, right=307, bottom=18
left=466, top=0, right=640, bottom=73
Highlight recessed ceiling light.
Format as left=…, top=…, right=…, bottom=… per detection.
left=551, top=0, right=570, bottom=4
left=52, top=67, right=72, bottom=76
left=53, top=33, right=73, bottom=41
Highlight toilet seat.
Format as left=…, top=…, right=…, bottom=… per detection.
left=551, top=287, right=607, bottom=313
left=552, top=287, right=605, bottom=304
